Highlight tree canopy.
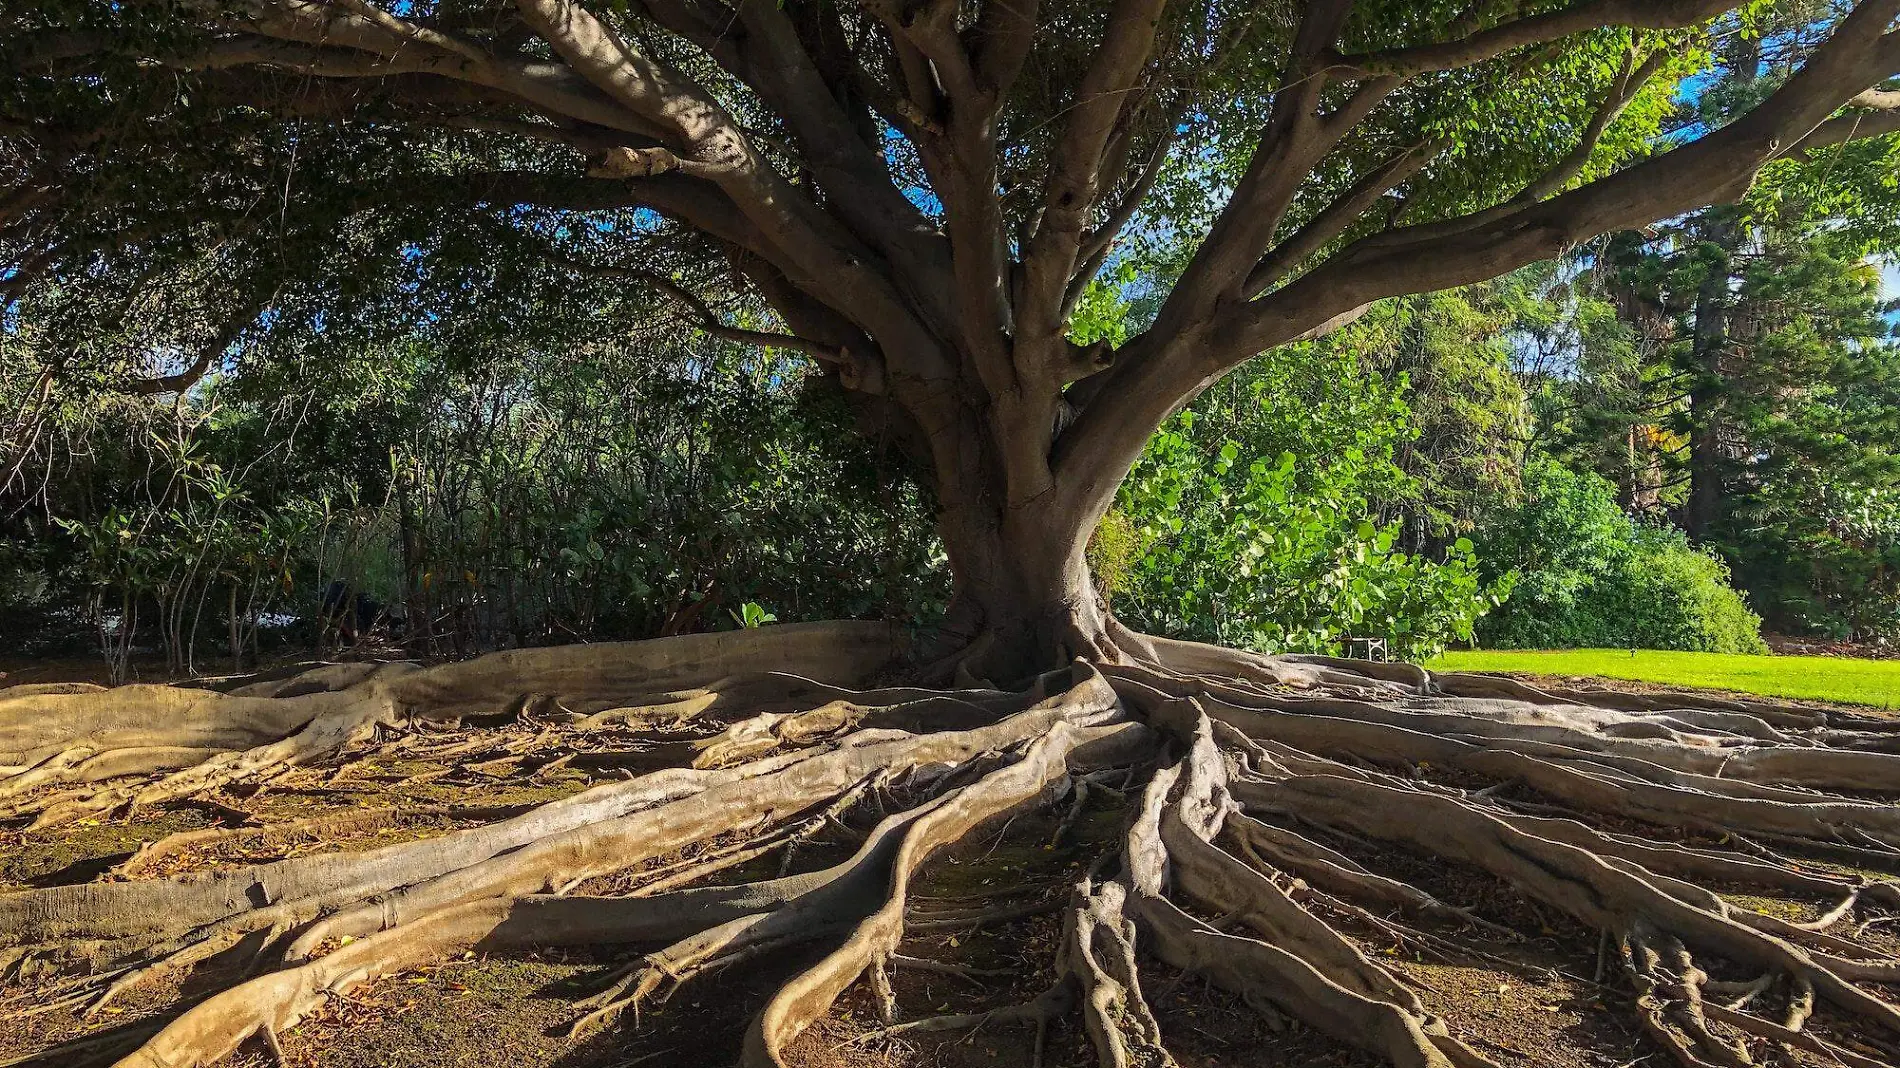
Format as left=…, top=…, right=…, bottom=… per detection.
left=6, top=0, right=1900, bottom=665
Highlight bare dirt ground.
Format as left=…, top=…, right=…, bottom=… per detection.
left=4, top=657, right=1897, bottom=1068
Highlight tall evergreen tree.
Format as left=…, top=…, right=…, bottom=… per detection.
left=1520, top=25, right=1900, bottom=635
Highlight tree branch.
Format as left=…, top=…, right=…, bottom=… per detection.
left=513, top=0, right=957, bottom=391
left=633, top=0, right=952, bottom=302
left=1017, top=0, right=1170, bottom=357
left=1325, top=0, right=1734, bottom=78
left=1144, top=1, right=1371, bottom=340
left=1509, top=46, right=1673, bottom=206
left=851, top=2, right=1021, bottom=404
left=973, top=0, right=1043, bottom=98
left=1229, top=7, right=1900, bottom=362
left=1052, top=0, right=1900, bottom=546
left=326, top=0, right=495, bottom=67
left=1790, top=76, right=1900, bottom=154
left=1242, top=137, right=1443, bottom=299
left=508, top=0, right=739, bottom=161
left=1061, top=125, right=1178, bottom=319
left=230, top=0, right=674, bottom=139
left=1242, top=40, right=1671, bottom=297
left=861, top=0, right=981, bottom=106
left=560, top=257, right=846, bottom=363
left=113, top=299, right=268, bottom=397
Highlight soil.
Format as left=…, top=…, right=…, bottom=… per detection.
left=5, top=659, right=1896, bottom=1068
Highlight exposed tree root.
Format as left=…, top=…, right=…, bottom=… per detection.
left=5, top=623, right=1900, bottom=1068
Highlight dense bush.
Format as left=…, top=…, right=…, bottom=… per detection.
left=3, top=322, right=945, bottom=672
left=1476, top=461, right=1766, bottom=653
left=1103, top=347, right=1508, bottom=661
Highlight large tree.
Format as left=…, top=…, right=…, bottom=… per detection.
left=7, top=0, right=1897, bottom=670
left=9, top=5, right=1900, bottom=1068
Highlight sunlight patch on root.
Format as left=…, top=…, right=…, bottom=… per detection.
left=107, top=802, right=542, bottom=880
left=1111, top=624, right=1409, bottom=694
left=1433, top=670, right=1900, bottom=739
left=1152, top=674, right=1900, bottom=854
left=26, top=695, right=403, bottom=831
left=1187, top=666, right=1900, bottom=795
left=0, top=745, right=229, bottom=809
left=689, top=685, right=1043, bottom=769
left=587, top=773, right=884, bottom=899
left=377, top=622, right=906, bottom=720
left=0, top=622, right=906, bottom=831
left=0, top=686, right=338, bottom=771
left=576, top=672, right=1025, bottom=734
left=1109, top=656, right=1900, bottom=795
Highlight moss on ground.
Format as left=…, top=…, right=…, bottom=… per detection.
left=395, top=772, right=593, bottom=808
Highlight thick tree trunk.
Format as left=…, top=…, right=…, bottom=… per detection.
left=938, top=507, right=1113, bottom=678
left=922, top=399, right=1119, bottom=680
left=1683, top=39, right=1758, bottom=543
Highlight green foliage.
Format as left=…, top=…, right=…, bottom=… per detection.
left=1083, top=509, right=1143, bottom=605
left=1105, top=346, right=1506, bottom=660
left=1066, top=261, right=1141, bottom=349
left=729, top=602, right=778, bottom=629
left=1727, top=477, right=1900, bottom=641
left=1342, top=287, right=1535, bottom=537
left=1528, top=199, right=1900, bottom=638
left=2, top=264, right=947, bottom=662
left=1476, top=461, right=1766, bottom=653
left=1118, top=251, right=1539, bottom=543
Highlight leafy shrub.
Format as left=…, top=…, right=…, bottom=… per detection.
left=1103, top=348, right=1508, bottom=661
left=7, top=323, right=946, bottom=664
left=1476, top=461, right=1766, bottom=653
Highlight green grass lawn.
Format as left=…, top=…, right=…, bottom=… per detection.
left=1425, top=648, right=1900, bottom=709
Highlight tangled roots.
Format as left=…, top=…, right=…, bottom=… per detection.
left=4, top=623, right=1900, bottom=1068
